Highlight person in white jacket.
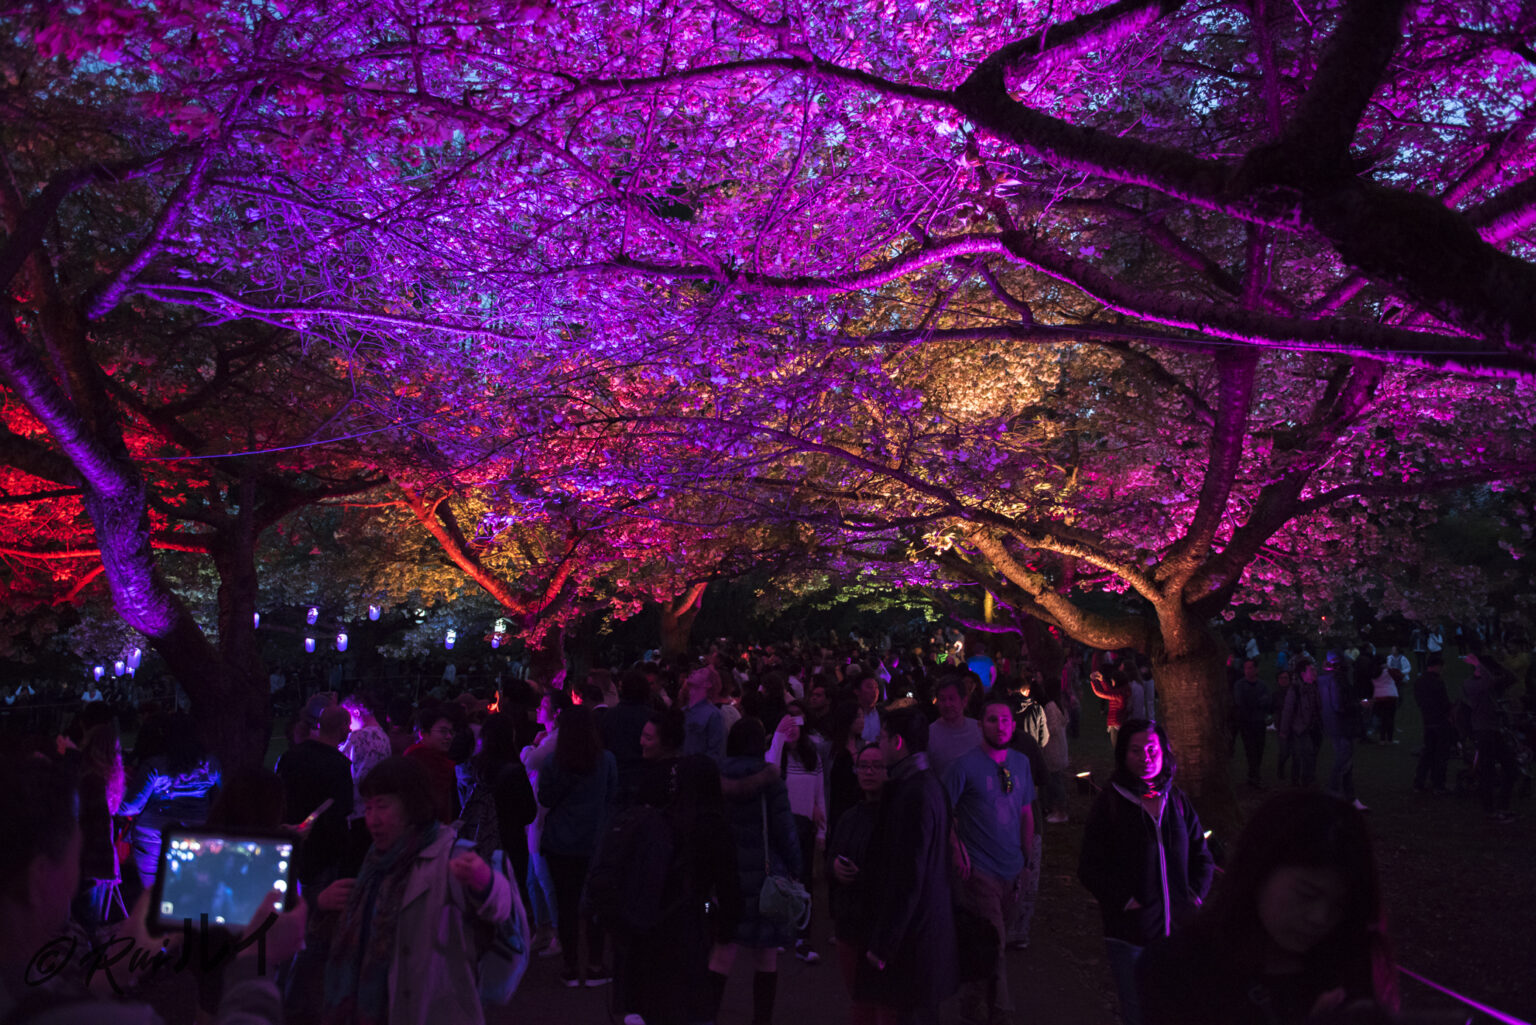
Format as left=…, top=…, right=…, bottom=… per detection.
left=321, top=757, right=512, bottom=1025
left=766, top=701, right=827, bottom=964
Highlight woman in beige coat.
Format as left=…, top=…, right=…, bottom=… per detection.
left=321, top=757, right=511, bottom=1025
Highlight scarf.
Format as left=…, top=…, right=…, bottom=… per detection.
left=322, top=822, right=439, bottom=1025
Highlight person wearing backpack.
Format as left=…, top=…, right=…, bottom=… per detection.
left=604, top=755, right=740, bottom=1025
left=537, top=705, right=618, bottom=987
left=705, top=718, right=801, bottom=1025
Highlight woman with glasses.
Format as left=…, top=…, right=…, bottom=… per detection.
left=826, top=743, right=887, bottom=1025
left=1078, top=719, right=1214, bottom=1025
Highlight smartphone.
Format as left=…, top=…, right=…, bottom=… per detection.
left=148, top=827, right=295, bottom=934
left=788, top=716, right=804, bottom=727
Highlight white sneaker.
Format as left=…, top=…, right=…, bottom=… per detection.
left=1352, top=799, right=1370, bottom=812
left=624, top=1016, right=646, bottom=1025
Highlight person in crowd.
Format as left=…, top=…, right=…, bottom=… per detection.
left=1233, top=660, right=1272, bottom=788
left=944, top=696, right=1035, bottom=1025
left=855, top=705, right=958, bottom=1025
left=1079, top=719, right=1215, bottom=1025
left=120, top=711, right=222, bottom=889
left=766, top=700, right=827, bottom=964
left=338, top=692, right=391, bottom=810
left=1091, top=668, right=1133, bottom=751
left=682, top=666, right=727, bottom=765
left=538, top=703, right=618, bottom=986
left=602, top=669, right=657, bottom=809
left=1278, top=660, right=1322, bottom=788
left=458, top=712, right=537, bottom=889
left=1369, top=660, right=1401, bottom=744
left=404, top=705, right=461, bottom=822
left=522, top=688, right=565, bottom=956
left=1317, top=652, right=1368, bottom=812
left=826, top=743, right=887, bottom=1025
left=73, top=723, right=126, bottom=931
left=1273, top=669, right=1295, bottom=782
left=619, top=756, right=741, bottom=1025
left=855, top=674, right=883, bottom=744
left=384, top=699, right=415, bottom=757
left=0, top=756, right=303, bottom=1025
left=1138, top=790, right=1398, bottom=1025
left=824, top=701, right=866, bottom=840
left=1384, top=646, right=1412, bottom=685
left=706, top=718, right=802, bottom=1025
left=1034, top=676, right=1071, bottom=823
left=1461, top=652, right=1518, bottom=822
left=320, top=758, right=511, bottom=1025
left=1411, top=653, right=1454, bottom=794
left=276, top=707, right=356, bottom=897
left=928, top=674, right=982, bottom=777
left=640, top=707, right=686, bottom=766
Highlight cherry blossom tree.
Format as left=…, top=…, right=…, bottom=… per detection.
left=9, top=0, right=1536, bottom=801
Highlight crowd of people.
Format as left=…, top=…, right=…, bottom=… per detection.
left=3, top=625, right=1526, bottom=1025
left=1217, top=632, right=1533, bottom=822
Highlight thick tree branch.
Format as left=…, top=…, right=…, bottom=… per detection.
left=1158, top=349, right=1259, bottom=586
left=1271, top=0, right=1410, bottom=177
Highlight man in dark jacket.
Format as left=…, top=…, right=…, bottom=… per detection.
left=1231, top=660, right=1272, bottom=787
left=1317, top=652, right=1368, bottom=811
left=1412, top=653, right=1454, bottom=793
left=275, top=707, right=355, bottom=890
left=600, top=670, right=656, bottom=810
left=856, top=705, right=958, bottom=1025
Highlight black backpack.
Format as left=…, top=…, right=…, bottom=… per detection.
left=581, top=803, right=676, bottom=934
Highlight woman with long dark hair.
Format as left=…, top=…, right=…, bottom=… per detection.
left=459, top=713, right=537, bottom=889
left=1138, top=789, right=1397, bottom=1024
left=537, top=703, right=617, bottom=987
left=1078, top=718, right=1214, bottom=1025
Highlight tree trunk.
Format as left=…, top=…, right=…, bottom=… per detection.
left=659, top=582, right=708, bottom=657
left=1148, top=608, right=1241, bottom=838
left=201, top=494, right=271, bottom=774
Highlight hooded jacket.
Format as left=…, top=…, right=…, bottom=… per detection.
left=1078, top=762, right=1214, bottom=946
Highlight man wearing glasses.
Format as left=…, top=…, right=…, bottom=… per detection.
left=942, top=696, right=1035, bottom=1025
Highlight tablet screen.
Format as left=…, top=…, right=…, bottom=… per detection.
left=157, top=831, right=294, bottom=928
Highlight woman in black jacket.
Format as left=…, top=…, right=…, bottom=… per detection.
left=1078, top=718, right=1214, bottom=1025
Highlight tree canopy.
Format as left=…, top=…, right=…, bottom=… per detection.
left=4, top=0, right=1536, bottom=797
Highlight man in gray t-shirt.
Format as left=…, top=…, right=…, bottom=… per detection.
left=927, top=676, right=981, bottom=776
left=943, top=696, right=1035, bottom=1025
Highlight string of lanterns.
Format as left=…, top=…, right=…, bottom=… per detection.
left=96, top=608, right=516, bottom=679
